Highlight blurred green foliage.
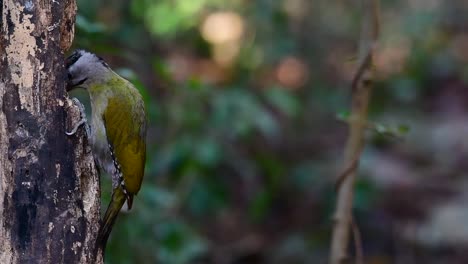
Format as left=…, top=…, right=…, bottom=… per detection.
left=72, top=0, right=468, bottom=263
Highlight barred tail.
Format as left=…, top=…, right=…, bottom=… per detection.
left=96, top=187, right=127, bottom=251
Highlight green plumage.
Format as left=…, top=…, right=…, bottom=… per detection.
left=66, top=50, right=147, bottom=252
left=101, top=78, right=146, bottom=198
left=90, top=76, right=147, bottom=249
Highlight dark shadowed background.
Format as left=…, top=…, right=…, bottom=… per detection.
left=70, top=0, right=468, bottom=263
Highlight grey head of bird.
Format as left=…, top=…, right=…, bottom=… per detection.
left=66, top=49, right=110, bottom=91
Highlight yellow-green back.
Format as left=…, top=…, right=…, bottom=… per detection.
left=101, top=77, right=147, bottom=195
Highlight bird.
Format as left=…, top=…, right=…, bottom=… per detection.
left=65, top=49, right=147, bottom=250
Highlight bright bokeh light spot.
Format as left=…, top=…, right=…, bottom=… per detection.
left=201, top=11, right=244, bottom=44
left=276, top=57, right=309, bottom=89
left=200, top=11, right=245, bottom=66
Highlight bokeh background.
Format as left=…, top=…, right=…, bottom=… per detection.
left=70, top=0, right=468, bottom=263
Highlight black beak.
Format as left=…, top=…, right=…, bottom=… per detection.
left=66, top=82, right=74, bottom=92
left=67, top=77, right=88, bottom=91
left=66, top=73, right=74, bottom=91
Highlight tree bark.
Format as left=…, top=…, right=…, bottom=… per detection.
left=0, top=0, right=103, bottom=263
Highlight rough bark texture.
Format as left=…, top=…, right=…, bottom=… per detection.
left=0, top=0, right=103, bottom=263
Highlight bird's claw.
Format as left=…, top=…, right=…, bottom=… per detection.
left=66, top=118, right=87, bottom=135
left=66, top=98, right=90, bottom=136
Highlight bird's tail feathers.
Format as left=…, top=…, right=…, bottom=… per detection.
left=96, top=187, right=127, bottom=251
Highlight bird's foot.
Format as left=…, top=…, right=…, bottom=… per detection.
left=66, top=98, right=90, bottom=136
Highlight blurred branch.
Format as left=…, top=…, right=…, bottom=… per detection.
left=329, top=0, right=380, bottom=263
left=352, top=217, right=364, bottom=264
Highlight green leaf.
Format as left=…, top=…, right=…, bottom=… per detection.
left=336, top=110, right=351, bottom=121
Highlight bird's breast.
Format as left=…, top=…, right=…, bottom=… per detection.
left=90, top=108, right=117, bottom=180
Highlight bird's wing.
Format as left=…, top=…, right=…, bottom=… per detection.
left=103, top=83, right=146, bottom=198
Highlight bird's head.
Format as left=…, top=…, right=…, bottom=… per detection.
left=65, top=49, right=110, bottom=91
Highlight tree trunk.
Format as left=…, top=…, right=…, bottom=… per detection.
left=0, top=0, right=103, bottom=263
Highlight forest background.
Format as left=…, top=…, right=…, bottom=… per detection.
left=71, top=0, right=468, bottom=263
